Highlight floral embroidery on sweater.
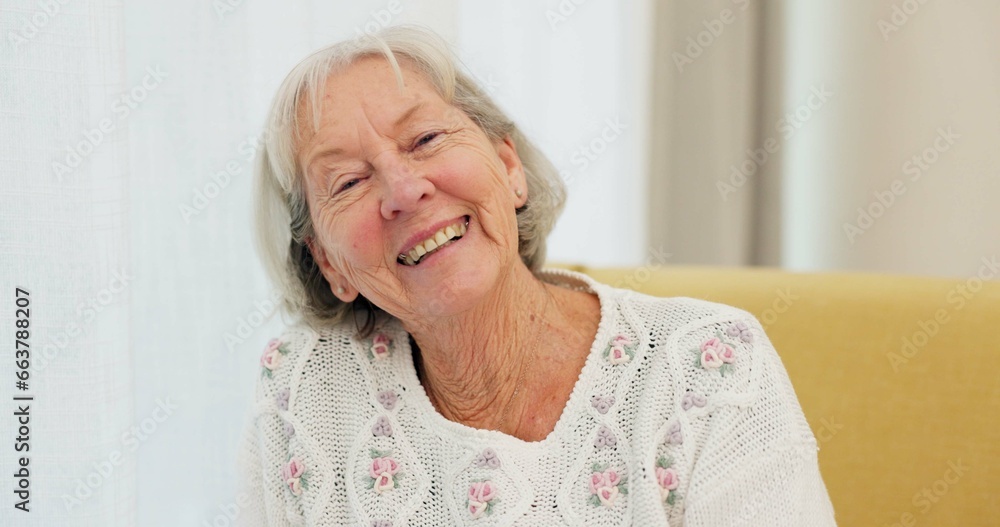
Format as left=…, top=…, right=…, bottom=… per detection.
left=726, top=321, right=754, bottom=343
left=474, top=448, right=501, bottom=469
left=281, top=456, right=310, bottom=496
left=371, top=415, right=393, bottom=437
left=276, top=388, right=290, bottom=411
left=467, top=480, right=499, bottom=519
left=603, top=334, right=635, bottom=365
left=368, top=449, right=403, bottom=494
left=369, top=333, right=392, bottom=360
left=260, top=338, right=289, bottom=378
left=593, top=426, right=617, bottom=449
left=664, top=421, right=683, bottom=444
left=591, top=395, right=615, bottom=414
left=588, top=464, right=627, bottom=507
left=691, top=332, right=738, bottom=376
left=376, top=390, right=398, bottom=410
left=655, top=456, right=681, bottom=505
left=681, top=391, right=707, bottom=411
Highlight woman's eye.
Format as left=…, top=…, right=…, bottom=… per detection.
left=415, top=132, right=439, bottom=148
left=336, top=177, right=361, bottom=194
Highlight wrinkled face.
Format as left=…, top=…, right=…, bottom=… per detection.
left=297, top=56, right=528, bottom=321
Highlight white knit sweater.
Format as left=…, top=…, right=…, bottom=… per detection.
left=235, top=268, right=837, bottom=526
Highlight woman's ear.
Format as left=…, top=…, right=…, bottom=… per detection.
left=305, top=236, right=359, bottom=303
left=496, top=134, right=528, bottom=208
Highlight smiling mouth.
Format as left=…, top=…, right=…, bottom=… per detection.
left=397, top=216, right=470, bottom=267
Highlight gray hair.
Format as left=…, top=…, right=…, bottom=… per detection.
left=253, top=25, right=566, bottom=333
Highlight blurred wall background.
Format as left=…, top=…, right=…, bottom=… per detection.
left=0, top=1, right=997, bottom=526
left=650, top=0, right=1000, bottom=279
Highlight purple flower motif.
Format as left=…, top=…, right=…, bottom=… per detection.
left=276, top=388, right=290, bottom=411
left=283, top=421, right=295, bottom=437
left=474, top=448, right=501, bottom=469
left=371, top=521, right=392, bottom=527
left=665, top=421, right=683, bottom=444
left=372, top=415, right=393, bottom=437
left=376, top=390, right=398, bottom=411
left=590, top=395, right=615, bottom=415
left=726, top=321, right=753, bottom=343
left=681, top=392, right=707, bottom=411
left=594, top=426, right=617, bottom=449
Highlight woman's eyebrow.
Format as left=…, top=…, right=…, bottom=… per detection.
left=392, top=102, right=425, bottom=128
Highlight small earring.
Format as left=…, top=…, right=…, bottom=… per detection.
left=515, top=188, right=523, bottom=197
left=336, top=286, right=345, bottom=295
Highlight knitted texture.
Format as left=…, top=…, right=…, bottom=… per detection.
left=235, top=269, right=837, bottom=526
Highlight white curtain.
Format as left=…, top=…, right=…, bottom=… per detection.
left=0, top=1, right=651, bottom=525
left=649, top=0, right=1000, bottom=279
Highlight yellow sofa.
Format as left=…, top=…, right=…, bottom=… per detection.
left=560, top=264, right=999, bottom=526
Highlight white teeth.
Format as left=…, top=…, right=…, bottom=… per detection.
left=400, top=218, right=469, bottom=266
left=423, top=238, right=438, bottom=253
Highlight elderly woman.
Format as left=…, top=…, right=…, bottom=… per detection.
left=237, top=26, right=837, bottom=526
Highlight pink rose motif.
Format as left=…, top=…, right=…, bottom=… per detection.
left=608, top=345, right=629, bottom=365
left=656, top=466, right=679, bottom=491
left=699, top=338, right=726, bottom=369
left=371, top=333, right=392, bottom=360
left=597, top=485, right=620, bottom=507
left=468, top=481, right=497, bottom=503
left=260, top=338, right=283, bottom=370
left=468, top=501, right=487, bottom=518
left=370, top=456, right=400, bottom=494
left=588, top=466, right=626, bottom=507
left=612, top=335, right=631, bottom=347
left=369, top=457, right=399, bottom=479
left=588, top=469, right=621, bottom=493
left=467, top=481, right=498, bottom=518
left=281, top=458, right=305, bottom=481
left=589, top=472, right=605, bottom=495
left=373, top=473, right=394, bottom=493
left=606, top=335, right=632, bottom=365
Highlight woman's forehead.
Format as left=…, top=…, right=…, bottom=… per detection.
left=299, top=58, right=450, bottom=138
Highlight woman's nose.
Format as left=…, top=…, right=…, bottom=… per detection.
left=376, top=154, right=435, bottom=219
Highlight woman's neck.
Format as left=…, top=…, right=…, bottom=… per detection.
left=404, top=265, right=588, bottom=438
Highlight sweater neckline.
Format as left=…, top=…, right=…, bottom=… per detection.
left=392, top=267, right=617, bottom=450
